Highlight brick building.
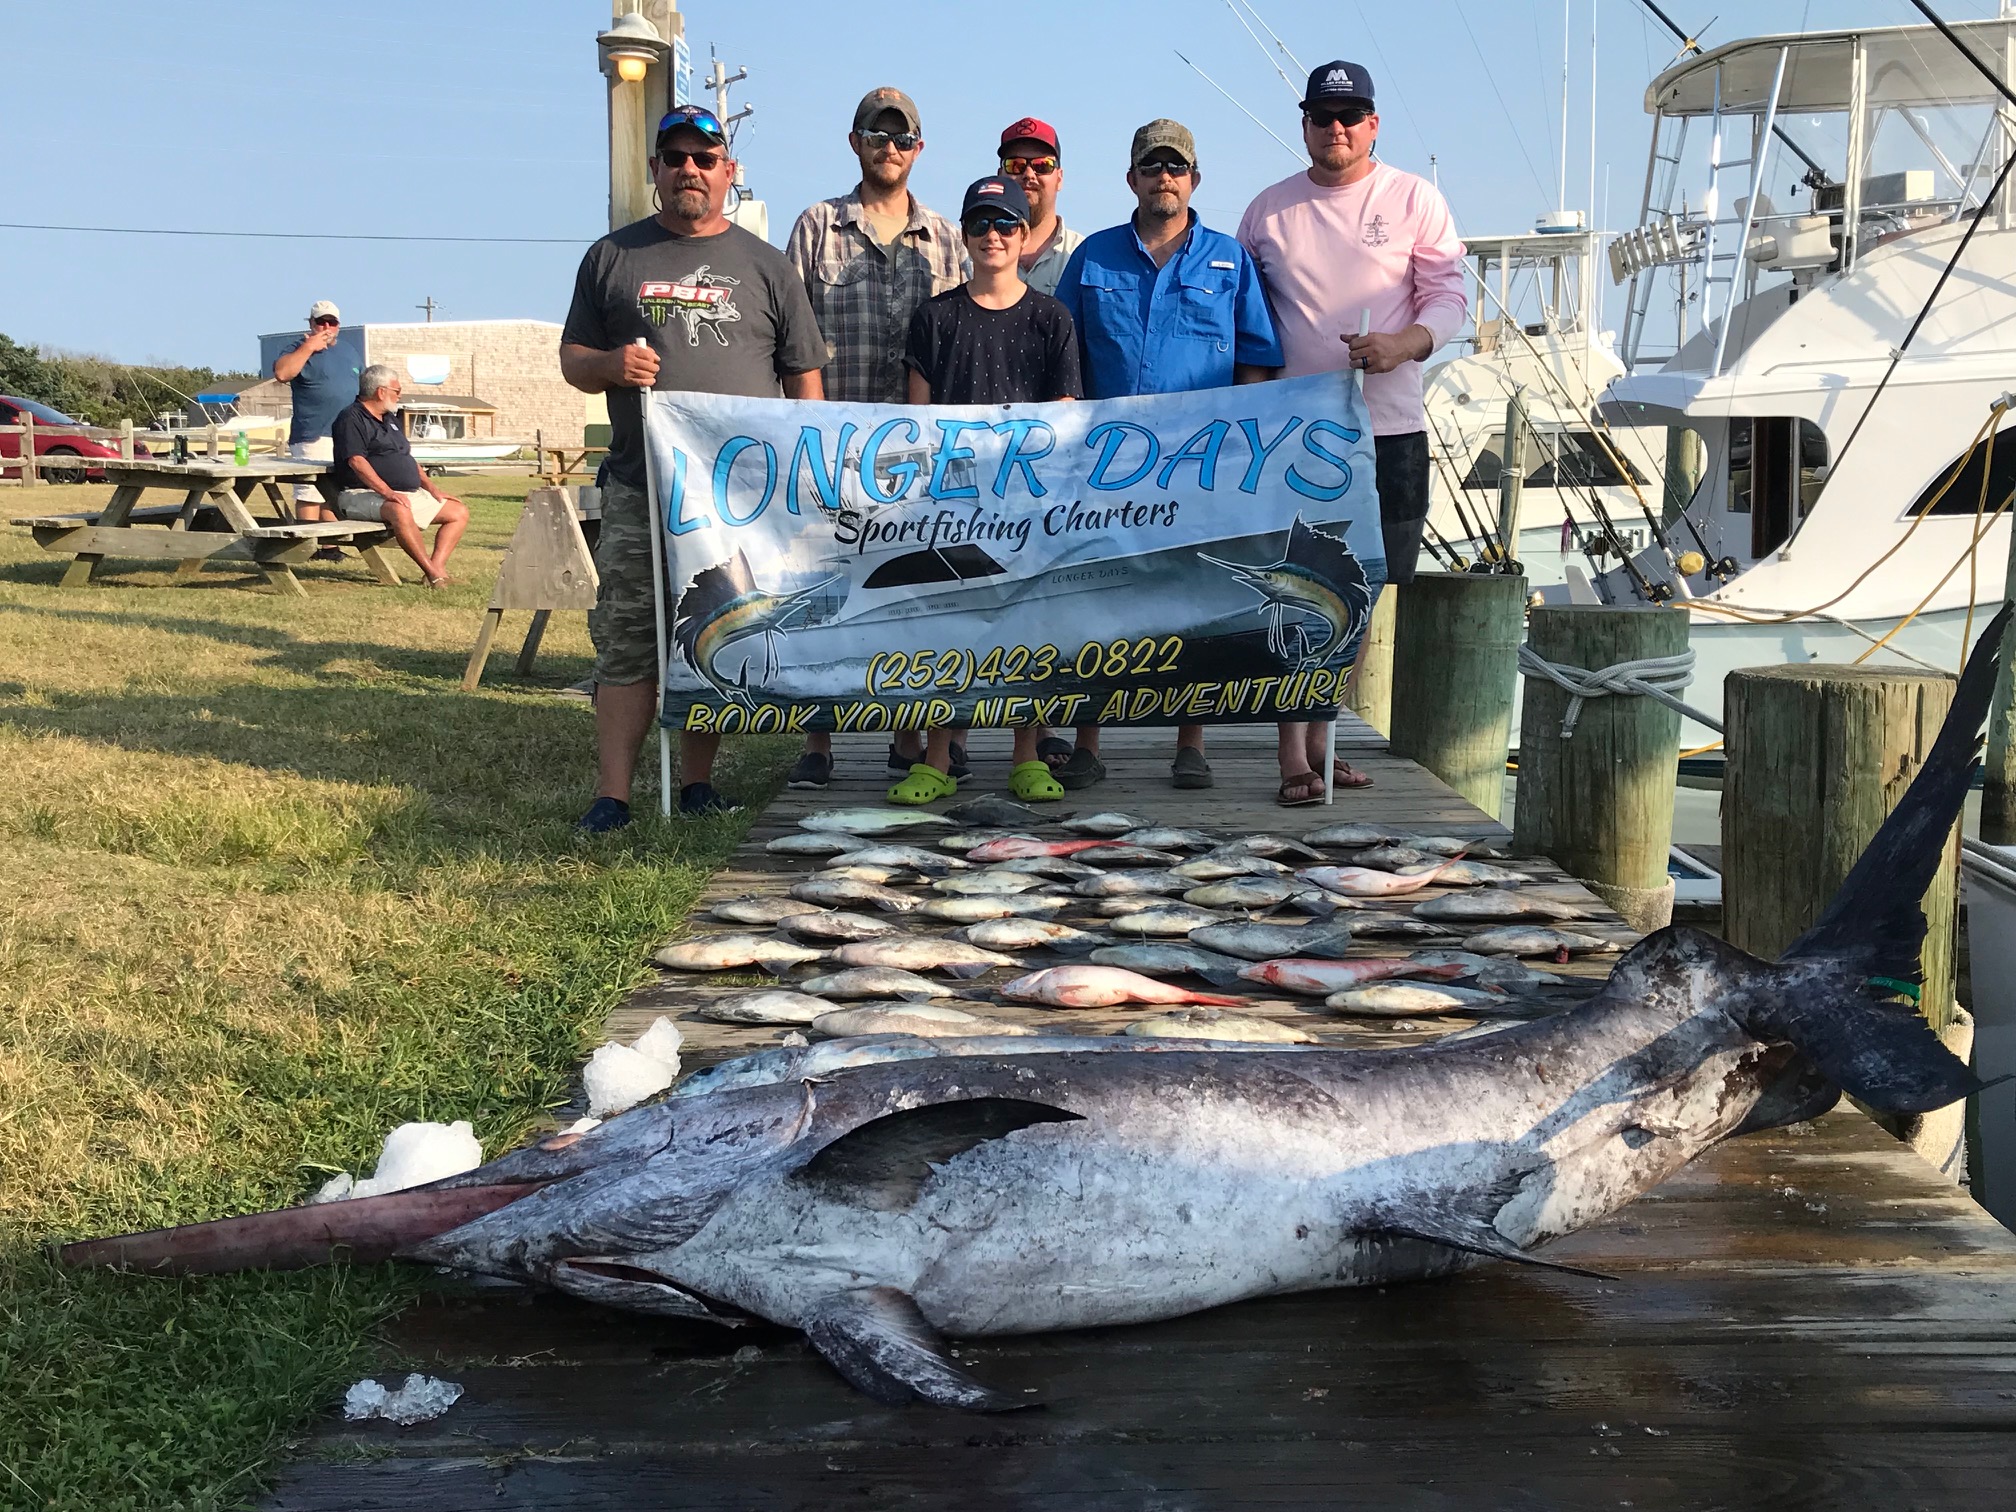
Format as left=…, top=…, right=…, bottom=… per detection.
left=245, top=320, right=604, bottom=445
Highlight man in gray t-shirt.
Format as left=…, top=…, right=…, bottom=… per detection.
left=561, top=104, right=827, bottom=828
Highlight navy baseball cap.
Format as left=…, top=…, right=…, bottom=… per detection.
left=960, top=175, right=1031, bottom=226
left=1302, top=60, right=1375, bottom=110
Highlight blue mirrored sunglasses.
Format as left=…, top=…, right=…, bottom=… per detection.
left=657, top=105, right=726, bottom=143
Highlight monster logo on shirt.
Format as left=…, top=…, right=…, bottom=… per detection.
left=638, top=267, right=743, bottom=347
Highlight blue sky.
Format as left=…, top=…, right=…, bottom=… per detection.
left=0, top=0, right=1964, bottom=372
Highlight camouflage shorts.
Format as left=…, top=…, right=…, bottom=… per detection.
left=588, top=472, right=662, bottom=686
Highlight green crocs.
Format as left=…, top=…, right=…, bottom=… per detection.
left=1009, top=759, right=1066, bottom=802
left=888, top=763, right=958, bottom=805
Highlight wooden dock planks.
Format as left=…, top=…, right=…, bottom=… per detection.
left=261, top=722, right=2016, bottom=1510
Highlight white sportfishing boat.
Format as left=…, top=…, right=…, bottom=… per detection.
left=1559, top=11, right=2016, bottom=749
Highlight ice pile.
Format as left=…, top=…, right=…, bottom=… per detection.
left=310, top=1121, right=483, bottom=1205
left=582, top=1016, right=683, bottom=1117
left=342, top=1373, right=464, bottom=1425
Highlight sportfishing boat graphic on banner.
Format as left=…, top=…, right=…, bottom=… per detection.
left=642, top=371, right=1386, bottom=734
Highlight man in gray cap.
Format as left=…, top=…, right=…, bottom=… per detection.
left=271, top=299, right=358, bottom=542
left=783, top=87, right=967, bottom=790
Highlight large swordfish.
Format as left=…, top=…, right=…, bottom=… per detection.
left=63, top=610, right=2007, bottom=1411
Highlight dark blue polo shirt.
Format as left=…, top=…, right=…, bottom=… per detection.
left=330, top=401, right=424, bottom=493
left=1054, top=212, right=1283, bottom=398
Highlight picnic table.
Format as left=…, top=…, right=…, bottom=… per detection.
left=9, top=457, right=404, bottom=596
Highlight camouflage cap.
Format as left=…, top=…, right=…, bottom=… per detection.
left=1130, top=119, right=1197, bottom=168
left=853, top=87, right=922, bottom=134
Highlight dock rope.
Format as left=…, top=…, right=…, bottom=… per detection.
left=1517, top=645, right=1722, bottom=738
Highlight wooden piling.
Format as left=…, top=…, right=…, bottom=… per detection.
left=1388, top=572, right=1527, bottom=818
left=1343, top=590, right=1396, bottom=737
left=1723, top=665, right=1960, bottom=1031
left=1513, top=604, right=1688, bottom=931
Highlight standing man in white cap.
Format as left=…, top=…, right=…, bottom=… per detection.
left=271, top=300, right=358, bottom=550
left=783, top=86, right=965, bottom=791
left=1238, top=60, right=1466, bottom=805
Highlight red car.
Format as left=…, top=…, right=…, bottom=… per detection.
left=0, top=395, right=148, bottom=482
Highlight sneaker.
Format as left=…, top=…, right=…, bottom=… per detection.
left=309, top=546, right=346, bottom=562
left=787, top=750, right=833, bottom=789
left=947, top=742, right=971, bottom=780
left=1171, top=745, right=1215, bottom=790
left=679, top=782, right=743, bottom=817
left=575, top=796, right=632, bottom=833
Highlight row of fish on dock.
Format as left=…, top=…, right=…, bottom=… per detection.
left=652, top=795, right=1630, bottom=1064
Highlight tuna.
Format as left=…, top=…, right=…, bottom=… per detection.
left=709, top=896, right=814, bottom=926
left=1183, top=878, right=1300, bottom=909
left=1106, top=902, right=1230, bottom=937
left=790, top=877, right=921, bottom=913
left=1235, top=958, right=1465, bottom=997
left=831, top=938, right=1021, bottom=977
left=1170, top=855, right=1293, bottom=882
left=1060, top=811, right=1154, bottom=835
left=1073, top=869, right=1192, bottom=898
left=1413, top=890, right=1590, bottom=922
left=777, top=911, right=901, bottom=943
left=799, top=809, right=953, bottom=835
left=916, top=895, right=1073, bottom=923
left=1461, top=927, right=1618, bottom=958
left=985, top=855, right=1102, bottom=880
left=936, top=829, right=1041, bottom=853
left=653, top=934, right=827, bottom=972
left=931, top=872, right=1048, bottom=896
left=832, top=844, right=970, bottom=876
left=63, top=612, right=2006, bottom=1417
left=1000, top=965, right=1245, bottom=1008
left=943, top=796, right=1055, bottom=828
left=1116, top=827, right=1216, bottom=851
left=1188, top=922, right=1356, bottom=961
left=765, top=832, right=867, bottom=857
left=1088, top=942, right=1252, bottom=987
left=1301, top=822, right=1405, bottom=848
left=952, top=919, right=1109, bottom=954
left=966, top=837, right=1112, bottom=862
left=1121, top=1009, right=1320, bottom=1044
left=797, top=967, right=956, bottom=1000
left=811, top=1003, right=1035, bottom=1040
left=1322, top=983, right=1521, bottom=1018
left=1297, top=857, right=1466, bottom=897
left=696, top=990, right=837, bottom=1026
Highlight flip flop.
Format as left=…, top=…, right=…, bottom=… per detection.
left=1035, top=734, right=1073, bottom=771
left=1009, top=760, right=1066, bottom=802
left=888, top=763, right=958, bottom=805
left=1331, top=760, right=1375, bottom=789
left=1277, top=770, right=1326, bottom=807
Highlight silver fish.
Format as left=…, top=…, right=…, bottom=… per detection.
left=1107, top=901, right=1229, bottom=937
left=832, top=938, right=1020, bottom=977
left=1322, top=983, right=1515, bottom=1018
left=1409, top=951, right=1583, bottom=990
left=943, top=796, right=1053, bottom=828
left=1170, top=855, right=1293, bottom=882
left=818, top=863, right=915, bottom=885
left=765, top=831, right=866, bottom=856
left=790, top=877, right=921, bottom=913
left=833, top=843, right=970, bottom=875
left=1121, top=1008, right=1319, bottom=1043
left=653, top=934, right=827, bottom=972
left=1352, top=845, right=1436, bottom=871
left=1300, top=822, right=1404, bottom=848
left=1412, top=890, right=1589, bottom=922
left=776, top=910, right=901, bottom=943
left=1210, top=834, right=1323, bottom=862
left=1183, top=877, right=1299, bottom=909
left=1400, top=859, right=1537, bottom=887
left=1075, top=844, right=1186, bottom=867
left=1188, top=921, right=1356, bottom=961
left=1461, top=927, right=1617, bottom=958
left=811, top=1003, right=1035, bottom=1039
left=1116, top=827, right=1215, bottom=851
left=799, top=809, right=953, bottom=835
left=1088, top=942, right=1250, bottom=986
left=696, top=989, right=837, bottom=1025
left=1000, top=965, right=1243, bottom=1008
left=986, top=855, right=1102, bottom=880
left=797, top=966, right=955, bottom=1000
left=1412, top=836, right=1509, bottom=858
left=1349, top=914, right=1462, bottom=941
left=953, top=918, right=1109, bottom=954
left=708, top=895, right=811, bottom=926
left=916, top=894, right=1073, bottom=923
left=935, top=829, right=1041, bottom=853
left=1285, top=889, right=1357, bottom=917
left=932, top=871, right=1047, bottom=896
left=1061, top=811, right=1154, bottom=835
left=1073, top=869, right=1191, bottom=898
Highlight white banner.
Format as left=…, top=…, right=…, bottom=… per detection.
left=644, top=371, right=1386, bottom=735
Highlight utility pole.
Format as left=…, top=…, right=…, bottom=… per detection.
left=416, top=296, right=438, bottom=323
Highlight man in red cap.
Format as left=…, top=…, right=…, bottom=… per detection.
left=997, top=117, right=1081, bottom=298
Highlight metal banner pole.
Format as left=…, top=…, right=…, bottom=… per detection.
left=1327, top=309, right=1372, bottom=806
left=637, top=339, right=673, bottom=818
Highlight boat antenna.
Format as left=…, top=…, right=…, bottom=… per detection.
left=1631, top=0, right=1708, bottom=58
left=1906, top=0, right=2016, bottom=111
left=1220, top=0, right=1301, bottom=96
left=1173, top=51, right=1305, bottom=163
left=1229, top=0, right=1307, bottom=74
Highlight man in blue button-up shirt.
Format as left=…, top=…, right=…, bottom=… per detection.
left=1051, top=119, right=1283, bottom=790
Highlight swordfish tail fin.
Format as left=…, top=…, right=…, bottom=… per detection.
left=1735, top=603, right=2010, bottom=1116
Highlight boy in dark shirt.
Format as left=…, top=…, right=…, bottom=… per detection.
left=891, top=177, right=1082, bottom=804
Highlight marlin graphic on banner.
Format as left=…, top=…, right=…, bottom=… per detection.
left=1199, top=516, right=1373, bottom=667
left=674, top=551, right=840, bottom=705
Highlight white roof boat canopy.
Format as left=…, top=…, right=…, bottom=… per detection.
left=1647, top=18, right=2016, bottom=116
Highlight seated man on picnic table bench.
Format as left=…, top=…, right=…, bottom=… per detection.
left=330, top=364, right=469, bottom=587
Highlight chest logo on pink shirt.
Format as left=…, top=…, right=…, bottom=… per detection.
left=1362, top=215, right=1389, bottom=248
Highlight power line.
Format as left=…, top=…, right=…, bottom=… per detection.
left=0, top=221, right=585, bottom=245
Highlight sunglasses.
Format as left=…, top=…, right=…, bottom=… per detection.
left=658, top=104, right=726, bottom=141
left=963, top=213, right=1024, bottom=237
left=310, top=316, right=340, bottom=327
left=1305, top=106, right=1372, bottom=129
left=1000, top=155, right=1059, bottom=176
left=1133, top=159, right=1193, bottom=178
left=658, top=149, right=724, bottom=170
left=859, top=129, right=921, bottom=152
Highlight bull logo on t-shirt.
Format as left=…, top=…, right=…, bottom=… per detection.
left=637, top=267, right=743, bottom=347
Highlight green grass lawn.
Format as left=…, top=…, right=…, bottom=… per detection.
left=0, top=476, right=787, bottom=1510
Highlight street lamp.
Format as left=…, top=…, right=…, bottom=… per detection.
left=597, top=11, right=667, bottom=83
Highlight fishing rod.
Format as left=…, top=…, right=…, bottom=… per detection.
left=1427, top=413, right=1512, bottom=563
left=1424, top=419, right=1494, bottom=557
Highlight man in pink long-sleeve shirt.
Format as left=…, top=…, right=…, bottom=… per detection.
left=1238, top=59, right=1467, bottom=805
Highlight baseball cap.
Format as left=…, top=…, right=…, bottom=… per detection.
left=999, top=117, right=1060, bottom=156
left=1302, top=60, right=1375, bottom=110
left=307, top=300, right=340, bottom=322
left=657, top=103, right=728, bottom=147
left=1129, top=119, right=1197, bottom=168
left=960, top=176, right=1031, bottom=226
left=853, top=86, right=922, bottom=135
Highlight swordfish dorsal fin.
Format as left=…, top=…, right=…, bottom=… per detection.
left=803, top=1286, right=1034, bottom=1412
left=799, top=1097, right=1084, bottom=1212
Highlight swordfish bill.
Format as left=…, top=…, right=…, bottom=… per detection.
left=60, top=608, right=2010, bottom=1411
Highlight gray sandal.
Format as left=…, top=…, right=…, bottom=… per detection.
left=1057, top=747, right=1106, bottom=790
left=1171, top=745, right=1214, bottom=789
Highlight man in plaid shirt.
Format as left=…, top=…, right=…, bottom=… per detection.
left=785, top=85, right=966, bottom=788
